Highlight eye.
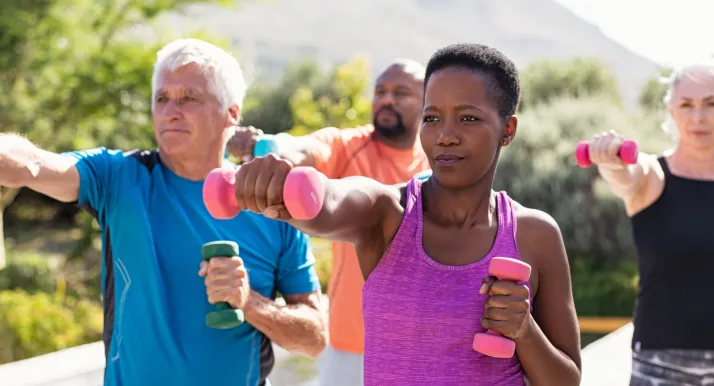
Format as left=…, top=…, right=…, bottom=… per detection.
left=180, top=96, right=196, bottom=103
left=679, top=102, right=692, bottom=108
left=460, top=115, right=479, bottom=122
left=156, top=96, right=168, bottom=103
left=422, top=115, right=438, bottom=123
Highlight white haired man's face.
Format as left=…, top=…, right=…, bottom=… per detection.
left=152, top=63, right=238, bottom=158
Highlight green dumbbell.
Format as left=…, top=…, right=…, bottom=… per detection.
left=201, top=241, right=245, bottom=329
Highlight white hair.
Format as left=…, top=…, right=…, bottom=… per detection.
left=151, top=38, right=247, bottom=112
left=660, top=59, right=714, bottom=138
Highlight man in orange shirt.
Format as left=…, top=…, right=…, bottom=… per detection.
left=228, top=59, right=430, bottom=385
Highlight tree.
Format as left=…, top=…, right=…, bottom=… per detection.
left=0, top=0, right=234, bottom=268
left=289, top=56, right=372, bottom=135
left=519, top=57, right=622, bottom=111
left=241, top=59, right=332, bottom=133
left=638, top=68, right=671, bottom=111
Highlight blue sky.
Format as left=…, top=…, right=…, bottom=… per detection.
left=554, top=0, right=713, bottom=67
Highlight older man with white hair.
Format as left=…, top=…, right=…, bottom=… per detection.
left=0, top=38, right=327, bottom=386
left=227, top=58, right=431, bottom=386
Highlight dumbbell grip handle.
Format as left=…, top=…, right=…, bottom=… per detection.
left=575, top=139, right=639, bottom=168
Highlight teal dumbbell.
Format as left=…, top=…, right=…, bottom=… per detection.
left=201, top=241, right=245, bottom=329
left=414, top=170, right=432, bottom=181
left=224, top=134, right=280, bottom=159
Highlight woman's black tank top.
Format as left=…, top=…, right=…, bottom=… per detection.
left=630, top=156, right=714, bottom=350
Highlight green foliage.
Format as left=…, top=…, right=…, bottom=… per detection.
left=571, top=259, right=638, bottom=316
left=242, top=56, right=372, bottom=136
left=289, top=57, right=372, bottom=135
left=495, top=96, right=670, bottom=263
left=310, top=237, right=332, bottom=293
left=0, top=289, right=102, bottom=364
left=638, top=68, right=671, bottom=111
left=241, top=60, right=334, bottom=133
left=519, top=57, right=622, bottom=111
left=0, top=252, right=58, bottom=294
left=0, top=0, right=233, bottom=153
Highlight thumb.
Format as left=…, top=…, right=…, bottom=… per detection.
left=198, top=261, right=208, bottom=277
left=480, top=276, right=496, bottom=295
left=264, top=204, right=292, bottom=221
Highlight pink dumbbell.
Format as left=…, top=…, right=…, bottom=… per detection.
left=575, top=140, right=639, bottom=168
left=473, top=256, right=532, bottom=359
left=202, top=166, right=325, bottom=220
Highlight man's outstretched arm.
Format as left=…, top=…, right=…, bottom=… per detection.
left=0, top=133, right=80, bottom=202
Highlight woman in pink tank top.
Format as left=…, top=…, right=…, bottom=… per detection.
left=234, top=43, right=582, bottom=386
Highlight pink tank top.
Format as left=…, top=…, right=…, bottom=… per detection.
left=362, top=177, right=530, bottom=385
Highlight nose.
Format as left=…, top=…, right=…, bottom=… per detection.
left=436, top=126, right=460, bottom=147
left=691, top=106, right=705, bottom=122
left=374, top=91, right=396, bottom=109
left=158, top=100, right=182, bottom=120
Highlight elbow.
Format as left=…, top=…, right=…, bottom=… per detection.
left=303, top=330, right=328, bottom=359
left=1, top=172, right=25, bottom=189
left=304, top=310, right=329, bottom=359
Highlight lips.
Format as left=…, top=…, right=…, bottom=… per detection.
left=162, top=129, right=189, bottom=134
left=434, top=153, right=464, bottom=165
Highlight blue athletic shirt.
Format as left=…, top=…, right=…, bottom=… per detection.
left=63, top=148, right=320, bottom=386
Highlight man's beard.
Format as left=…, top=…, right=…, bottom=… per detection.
left=373, top=106, right=407, bottom=139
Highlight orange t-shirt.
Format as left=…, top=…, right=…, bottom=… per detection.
left=310, top=125, right=431, bottom=354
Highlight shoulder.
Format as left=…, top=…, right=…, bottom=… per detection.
left=512, top=200, right=564, bottom=257
left=310, top=125, right=374, bottom=143
left=124, top=149, right=161, bottom=172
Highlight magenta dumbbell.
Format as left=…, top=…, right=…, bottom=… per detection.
left=575, top=140, right=639, bottom=168
left=473, top=256, right=532, bottom=358
left=202, top=166, right=325, bottom=220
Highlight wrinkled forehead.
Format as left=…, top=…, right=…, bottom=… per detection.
left=672, top=68, right=714, bottom=101
left=155, top=63, right=212, bottom=94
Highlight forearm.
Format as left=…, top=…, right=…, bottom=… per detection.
left=597, top=162, right=645, bottom=199
left=288, top=176, right=395, bottom=244
left=0, top=133, right=41, bottom=187
left=515, top=316, right=581, bottom=386
left=243, top=290, right=327, bottom=358
left=273, top=133, right=317, bottom=168
left=0, top=133, right=79, bottom=202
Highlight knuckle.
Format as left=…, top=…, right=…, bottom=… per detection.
left=485, top=296, right=497, bottom=308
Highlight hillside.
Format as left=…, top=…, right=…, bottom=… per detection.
left=154, top=0, right=660, bottom=104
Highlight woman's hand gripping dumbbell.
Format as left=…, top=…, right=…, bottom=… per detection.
left=473, top=257, right=532, bottom=358
left=575, top=131, right=639, bottom=168
left=203, top=154, right=326, bottom=221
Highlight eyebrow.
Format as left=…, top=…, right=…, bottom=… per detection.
left=423, top=104, right=482, bottom=112
left=679, top=95, right=714, bottom=101
left=376, top=84, right=412, bottom=91
left=155, top=87, right=203, bottom=98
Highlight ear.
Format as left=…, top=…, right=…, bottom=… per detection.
left=227, top=104, right=241, bottom=126
left=500, top=116, right=518, bottom=146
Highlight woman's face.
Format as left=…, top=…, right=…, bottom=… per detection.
left=419, top=67, right=516, bottom=190
left=669, top=69, right=714, bottom=150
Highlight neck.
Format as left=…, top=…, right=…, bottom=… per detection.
left=422, top=173, right=496, bottom=228
left=159, top=149, right=224, bottom=181
left=372, top=128, right=419, bottom=150
left=670, top=143, right=714, bottom=177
